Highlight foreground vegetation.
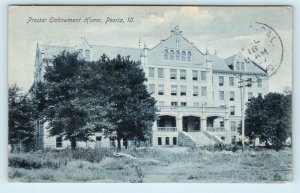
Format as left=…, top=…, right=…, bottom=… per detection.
left=8, top=146, right=292, bottom=183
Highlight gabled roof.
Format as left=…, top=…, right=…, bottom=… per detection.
left=39, top=44, right=76, bottom=59
left=90, top=45, right=142, bottom=61
left=225, top=54, right=237, bottom=67
left=210, top=54, right=232, bottom=71
left=224, top=54, right=267, bottom=74
left=38, top=43, right=142, bottom=62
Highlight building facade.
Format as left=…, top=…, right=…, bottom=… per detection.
left=33, top=26, right=269, bottom=149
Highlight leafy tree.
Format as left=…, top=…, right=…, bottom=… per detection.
left=37, top=52, right=156, bottom=149
left=245, top=93, right=292, bottom=150
left=8, top=84, right=35, bottom=152
left=95, top=55, right=157, bottom=148
left=42, top=51, right=91, bottom=149
left=244, top=94, right=265, bottom=145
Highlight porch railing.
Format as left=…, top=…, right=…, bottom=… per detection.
left=207, top=127, right=225, bottom=132
left=157, top=127, right=177, bottom=132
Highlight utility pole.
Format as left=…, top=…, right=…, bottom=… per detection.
left=238, top=74, right=254, bottom=151
left=238, top=74, right=253, bottom=151
left=238, top=74, right=245, bottom=151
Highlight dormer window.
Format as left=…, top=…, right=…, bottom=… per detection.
left=164, top=49, right=169, bottom=60
left=236, top=62, right=240, bottom=71
left=241, top=62, right=245, bottom=71
left=176, top=50, right=180, bottom=61
left=181, top=51, right=186, bottom=61
left=170, top=50, right=175, bottom=60
left=187, top=51, right=191, bottom=62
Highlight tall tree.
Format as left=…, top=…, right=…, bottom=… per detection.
left=8, top=84, right=35, bottom=152
left=244, top=94, right=265, bottom=145
left=96, top=55, right=157, bottom=148
left=38, top=52, right=156, bottom=149
left=42, top=51, right=90, bottom=149
left=245, top=93, right=292, bottom=150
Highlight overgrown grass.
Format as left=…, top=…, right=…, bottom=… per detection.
left=8, top=147, right=292, bottom=183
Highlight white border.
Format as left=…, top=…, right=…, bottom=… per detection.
left=1, top=1, right=299, bottom=193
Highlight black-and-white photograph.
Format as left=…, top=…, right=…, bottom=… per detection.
left=7, top=6, right=292, bottom=183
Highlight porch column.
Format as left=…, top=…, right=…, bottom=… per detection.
left=177, top=116, right=183, bottom=132
left=201, top=117, right=207, bottom=131
left=224, top=117, right=231, bottom=144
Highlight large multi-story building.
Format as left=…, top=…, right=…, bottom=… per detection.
left=33, top=26, right=269, bottom=149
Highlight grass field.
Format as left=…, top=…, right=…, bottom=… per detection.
left=8, top=146, right=292, bottom=183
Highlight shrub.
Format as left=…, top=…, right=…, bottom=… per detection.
left=9, top=154, right=60, bottom=169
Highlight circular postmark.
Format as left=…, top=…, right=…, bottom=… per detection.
left=241, top=22, right=284, bottom=76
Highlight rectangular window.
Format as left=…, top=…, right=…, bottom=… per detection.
left=173, top=137, right=177, bottom=145
left=158, top=84, right=164, bottom=95
left=229, top=77, right=234, bottom=86
left=192, top=70, right=198, bottom=80
left=201, top=71, right=207, bottom=81
left=248, top=92, right=253, bottom=101
left=201, top=87, right=207, bottom=97
left=148, top=67, right=155, bottom=78
left=171, top=102, right=178, bottom=107
left=148, top=84, right=155, bottom=94
left=230, top=106, right=235, bottom=115
left=247, top=78, right=252, bottom=87
left=230, top=121, right=236, bottom=131
left=230, top=91, right=235, bottom=101
left=171, top=85, right=177, bottom=96
left=158, top=68, right=164, bottom=78
left=180, top=86, right=187, bottom=96
left=219, top=91, right=225, bottom=100
left=257, top=78, right=262, bottom=87
left=220, top=121, right=224, bottom=127
left=165, top=137, right=170, bottom=145
left=158, top=137, right=162, bottom=145
left=96, top=136, right=102, bottom=141
left=193, top=102, right=199, bottom=107
left=181, top=102, right=187, bottom=106
left=170, top=69, right=177, bottom=79
left=219, top=76, right=224, bottom=86
left=180, top=70, right=186, bottom=80
left=193, top=86, right=199, bottom=96
left=56, top=137, right=62, bottom=148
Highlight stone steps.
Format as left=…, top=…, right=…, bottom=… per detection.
left=178, top=131, right=223, bottom=147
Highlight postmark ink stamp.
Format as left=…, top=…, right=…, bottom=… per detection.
left=241, top=22, right=284, bottom=76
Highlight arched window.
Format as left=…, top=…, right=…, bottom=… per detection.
left=236, top=62, right=240, bottom=71
left=164, top=49, right=169, bottom=60
left=181, top=51, right=186, bottom=61
left=170, top=50, right=175, bottom=60
left=241, top=62, right=245, bottom=71
left=176, top=50, right=180, bottom=61
left=187, top=51, right=192, bottom=61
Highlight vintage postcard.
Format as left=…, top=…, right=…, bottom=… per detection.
left=8, top=6, right=292, bottom=183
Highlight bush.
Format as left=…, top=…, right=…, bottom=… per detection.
left=198, top=143, right=242, bottom=152
left=45, top=147, right=113, bottom=163
left=9, top=154, right=60, bottom=169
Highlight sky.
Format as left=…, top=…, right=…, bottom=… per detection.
left=8, top=6, right=292, bottom=93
